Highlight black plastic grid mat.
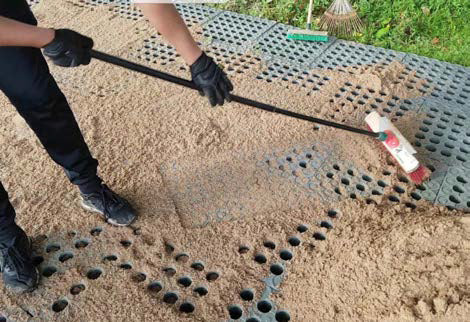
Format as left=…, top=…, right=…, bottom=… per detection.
left=259, top=144, right=433, bottom=211
left=4, top=227, right=223, bottom=319
left=201, top=10, right=276, bottom=51
left=254, top=60, right=333, bottom=96
left=310, top=40, right=406, bottom=72
left=413, top=97, right=470, bottom=167
left=402, top=54, right=470, bottom=104
left=436, top=166, right=470, bottom=210
left=328, top=81, right=424, bottom=121
left=136, top=36, right=189, bottom=68
left=136, top=37, right=260, bottom=77
left=174, top=3, right=221, bottom=27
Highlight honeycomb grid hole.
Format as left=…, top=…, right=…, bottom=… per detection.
left=58, top=251, right=74, bottom=263
left=206, top=271, right=219, bottom=281
left=297, top=224, right=308, bottom=233
left=74, top=239, right=90, bottom=249
left=46, top=243, right=61, bottom=253
left=120, top=239, right=132, bottom=248
left=70, top=283, right=86, bottom=296
left=238, top=245, right=250, bottom=254
left=254, top=253, right=267, bottom=264
left=275, top=310, right=291, bottom=322
left=42, top=265, right=58, bottom=278
left=86, top=268, right=103, bottom=280
left=163, top=291, right=179, bottom=304
left=90, top=227, right=103, bottom=236
left=320, top=220, right=334, bottom=229
left=190, top=261, right=205, bottom=271
left=270, top=263, right=284, bottom=276
left=148, top=281, right=163, bottom=293
left=131, top=272, right=147, bottom=283
left=177, top=276, right=192, bottom=288
left=240, top=288, right=255, bottom=301
left=257, top=300, right=273, bottom=313
left=287, top=236, right=301, bottom=247
left=194, top=286, right=208, bottom=296
left=52, top=298, right=69, bottom=313
left=175, top=252, right=190, bottom=263
left=103, top=254, right=118, bottom=262
left=162, top=266, right=176, bottom=276
left=263, top=240, right=276, bottom=250
left=279, top=249, right=293, bottom=261
left=179, top=301, right=195, bottom=314
left=228, top=305, right=243, bottom=320
left=246, top=318, right=261, bottom=322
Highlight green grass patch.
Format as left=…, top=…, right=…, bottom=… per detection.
left=212, top=0, right=470, bottom=66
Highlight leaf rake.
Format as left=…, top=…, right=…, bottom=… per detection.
left=319, top=0, right=364, bottom=36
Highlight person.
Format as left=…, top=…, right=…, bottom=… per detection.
left=0, top=1, right=233, bottom=293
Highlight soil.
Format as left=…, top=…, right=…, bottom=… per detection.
left=0, top=1, right=469, bottom=321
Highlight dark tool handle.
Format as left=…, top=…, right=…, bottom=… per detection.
left=90, top=49, right=380, bottom=139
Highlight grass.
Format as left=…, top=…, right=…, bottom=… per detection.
left=212, top=0, right=470, bottom=66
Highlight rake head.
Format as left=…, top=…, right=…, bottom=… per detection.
left=319, top=0, right=363, bottom=36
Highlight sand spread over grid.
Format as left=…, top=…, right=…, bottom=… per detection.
left=0, top=0, right=468, bottom=321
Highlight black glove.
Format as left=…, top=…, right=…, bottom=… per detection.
left=42, top=29, right=93, bottom=67
left=190, top=52, right=234, bottom=107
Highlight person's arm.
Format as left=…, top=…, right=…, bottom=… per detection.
left=0, top=15, right=93, bottom=68
left=136, top=3, right=234, bottom=106
left=0, top=15, right=54, bottom=47
left=136, top=4, right=201, bottom=65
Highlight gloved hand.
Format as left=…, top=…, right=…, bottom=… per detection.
left=42, top=29, right=93, bottom=67
left=190, top=52, right=234, bottom=107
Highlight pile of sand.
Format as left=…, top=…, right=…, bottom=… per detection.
left=0, top=1, right=468, bottom=321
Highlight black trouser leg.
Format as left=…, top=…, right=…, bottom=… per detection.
left=0, top=182, right=17, bottom=242
left=0, top=6, right=101, bottom=233
left=0, top=45, right=100, bottom=188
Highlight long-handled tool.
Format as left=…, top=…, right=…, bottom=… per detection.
left=89, top=50, right=429, bottom=184
left=287, top=0, right=330, bottom=42
left=319, top=0, right=363, bottom=36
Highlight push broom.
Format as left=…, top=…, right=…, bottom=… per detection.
left=287, top=0, right=330, bottom=42
left=89, top=50, right=430, bottom=184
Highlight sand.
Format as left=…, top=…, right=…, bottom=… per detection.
left=0, top=1, right=469, bottom=321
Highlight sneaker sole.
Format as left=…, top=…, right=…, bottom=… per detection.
left=80, top=200, right=135, bottom=227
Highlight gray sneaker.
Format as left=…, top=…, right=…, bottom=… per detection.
left=80, top=184, right=136, bottom=227
left=0, top=227, right=39, bottom=293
